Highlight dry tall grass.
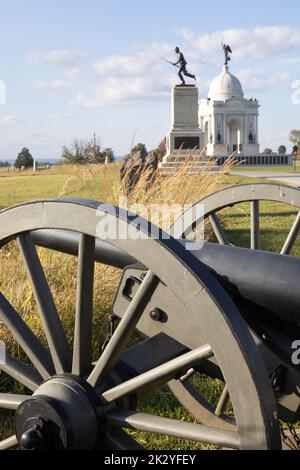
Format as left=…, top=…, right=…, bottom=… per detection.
left=117, top=154, right=237, bottom=228
left=0, top=156, right=238, bottom=446
left=0, top=156, right=237, bottom=359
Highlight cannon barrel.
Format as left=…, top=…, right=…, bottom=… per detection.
left=31, top=229, right=300, bottom=324
left=31, top=229, right=136, bottom=269
left=185, top=241, right=300, bottom=325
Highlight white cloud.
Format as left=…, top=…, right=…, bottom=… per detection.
left=180, top=26, right=300, bottom=60
left=236, top=68, right=292, bottom=92
left=74, top=75, right=210, bottom=107
left=27, top=49, right=88, bottom=76
left=72, top=26, right=299, bottom=107
left=75, top=42, right=208, bottom=107
left=31, top=80, right=70, bottom=94
left=93, top=43, right=173, bottom=77
left=74, top=76, right=172, bottom=107
left=76, top=43, right=176, bottom=106
left=0, top=116, right=25, bottom=126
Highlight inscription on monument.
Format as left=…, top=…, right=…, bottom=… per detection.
left=174, top=137, right=200, bottom=150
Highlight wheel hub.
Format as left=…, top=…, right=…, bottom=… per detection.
left=15, top=375, right=102, bottom=450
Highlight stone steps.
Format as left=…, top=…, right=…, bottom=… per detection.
left=163, top=155, right=210, bottom=163
left=159, top=161, right=218, bottom=175
left=159, top=151, right=218, bottom=175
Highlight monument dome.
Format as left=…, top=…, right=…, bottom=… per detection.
left=208, top=65, right=244, bottom=101
left=199, top=50, right=260, bottom=160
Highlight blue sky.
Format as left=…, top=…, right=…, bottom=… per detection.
left=0, top=0, right=300, bottom=159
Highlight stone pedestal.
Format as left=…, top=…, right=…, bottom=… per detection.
left=167, top=85, right=204, bottom=155
left=160, top=86, right=206, bottom=174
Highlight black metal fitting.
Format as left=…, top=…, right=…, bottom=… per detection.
left=150, top=308, right=164, bottom=322
left=270, top=364, right=287, bottom=394
left=20, top=420, right=47, bottom=450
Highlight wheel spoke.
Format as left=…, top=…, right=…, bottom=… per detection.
left=209, top=214, right=229, bottom=245
left=250, top=201, right=260, bottom=250
left=72, top=234, right=95, bottom=376
left=215, top=385, right=230, bottom=417
left=0, top=393, right=29, bottom=410
left=102, top=344, right=213, bottom=403
left=18, top=233, right=72, bottom=373
left=88, top=270, right=159, bottom=388
left=0, top=435, right=18, bottom=450
left=1, top=353, right=43, bottom=392
left=106, top=409, right=241, bottom=449
left=0, top=292, right=54, bottom=379
left=281, top=210, right=300, bottom=255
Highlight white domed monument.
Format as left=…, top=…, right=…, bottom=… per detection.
left=160, top=44, right=292, bottom=174
left=199, top=45, right=260, bottom=161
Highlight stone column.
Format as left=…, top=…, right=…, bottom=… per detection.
left=208, top=115, right=212, bottom=142
left=211, top=114, right=217, bottom=144
left=237, top=129, right=241, bottom=154
left=255, top=115, right=259, bottom=143
left=223, top=114, right=227, bottom=144
left=227, top=124, right=230, bottom=151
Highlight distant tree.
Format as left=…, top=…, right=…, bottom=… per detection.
left=62, top=139, right=86, bottom=164
left=102, top=148, right=115, bottom=163
left=263, top=148, right=273, bottom=155
left=0, top=161, right=10, bottom=167
left=62, top=146, right=74, bottom=163
left=62, top=135, right=114, bottom=165
left=278, top=145, right=287, bottom=155
left=289, top=129, right=300, bottom=146
left=155, top=138, right=167, bottom=162
left=84, top=134, right=104, bottom=163
left=15, top=148, right=34, bottom=169
left=131, top=143, right=147, bottom=153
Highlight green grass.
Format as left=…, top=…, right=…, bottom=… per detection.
left=0, top=164, right=299, bottom=449
left=218, top=175, right=300, bottom=255
left=0, top=164, right=120, bottom=208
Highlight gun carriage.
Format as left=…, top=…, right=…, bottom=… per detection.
left=0, top=183, right=300, bottom=450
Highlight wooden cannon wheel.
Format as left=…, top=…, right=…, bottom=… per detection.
left=0, top=199, right=280, bottom=450
left=170, top=183, right=300, bottom=448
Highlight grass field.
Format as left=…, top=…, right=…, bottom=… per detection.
left=0, top=164, right=120, bottom=208
left=0, top=162, right=299, bottom=449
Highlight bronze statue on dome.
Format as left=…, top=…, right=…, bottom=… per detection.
left=223, top=44, right=232, bottom=66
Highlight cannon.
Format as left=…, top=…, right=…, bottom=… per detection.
left=0, top=183, right=300, bottom=450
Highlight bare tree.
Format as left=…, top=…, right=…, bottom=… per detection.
left=84, top=133, right=104, bottom=163
left=62, top=138, right=86, bottom=164
left=62, top=134, right=115, bottom=164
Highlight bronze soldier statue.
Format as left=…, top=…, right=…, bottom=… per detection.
left=173, top=47, right=196, bottom=85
